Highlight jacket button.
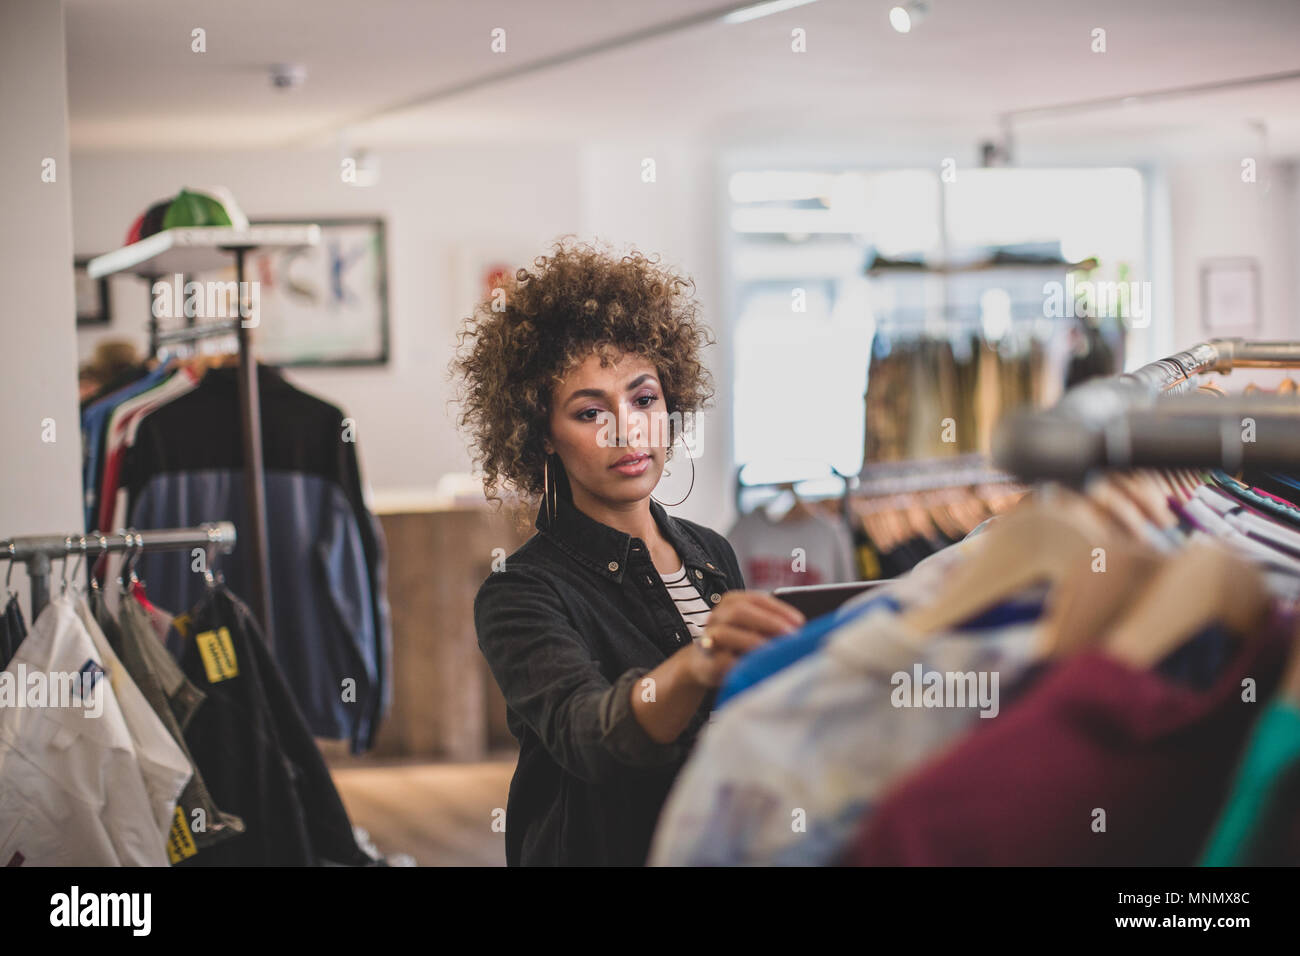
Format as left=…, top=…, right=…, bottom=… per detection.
left=709, top=593, right=721, bottom=604
left=608, top=561, right=619, bottom=572
left=694, top=569, right=703, bottom=579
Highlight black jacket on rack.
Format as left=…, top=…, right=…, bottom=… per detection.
left=174, top=585, right=374, bottom=866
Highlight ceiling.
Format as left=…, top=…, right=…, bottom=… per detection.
left=65, top=0, right=1300, bottom=156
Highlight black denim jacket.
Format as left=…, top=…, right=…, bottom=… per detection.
left=474, top=474, right=745, bottom=866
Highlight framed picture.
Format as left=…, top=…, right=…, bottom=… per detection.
left=1200, top=258, right=1260, bottom=335
left=74, top=256, right=111, bottom=326
left=240, top=217, right=390, bottom=366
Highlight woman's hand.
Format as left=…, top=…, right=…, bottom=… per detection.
left=687, top=590, right=806, bottom=688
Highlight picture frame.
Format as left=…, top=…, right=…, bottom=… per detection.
left=74, top=256, right=111, bottom=326
left=242, top=216, right=391, bottom=367
left=1200, top=258, right=1260, bottom=335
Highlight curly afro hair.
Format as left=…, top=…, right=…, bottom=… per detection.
left=449, top=236, right=717, bottom=517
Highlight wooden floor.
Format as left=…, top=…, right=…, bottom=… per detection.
left=329, top=752, right=518, bottom=867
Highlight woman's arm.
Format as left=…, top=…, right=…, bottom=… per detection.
left=629, top=591, right=805, bottom=744
left=475, top=565, right=701, bottom=782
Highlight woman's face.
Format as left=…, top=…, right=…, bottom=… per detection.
left=547, top=351, right=670, bottom=507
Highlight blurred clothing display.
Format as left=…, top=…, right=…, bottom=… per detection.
left=726, top=501, right=856, bottom=588
left=651, top=363, right=1300, bottom=866
left=78, top=357, right=392, bottom=755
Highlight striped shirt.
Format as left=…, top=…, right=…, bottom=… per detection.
left=658, top=564, right=713, bottom=641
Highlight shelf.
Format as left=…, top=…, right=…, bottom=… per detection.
left=86, top=225, right=321, bottom=279
left=866, top=257, right=1098, bottom=276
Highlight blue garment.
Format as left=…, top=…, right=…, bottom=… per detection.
left=131, top=469, right=379, bottom=752
left=80, top=364, right=170, bottom=530
left=1216, top=471, right=1300, bottom=528
left=715, top=595, right=900, bottom=708
left=715, top=593, right=1045, bottom=709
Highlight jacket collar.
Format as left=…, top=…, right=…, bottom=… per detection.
left=534, top=467, right=718, bottom=585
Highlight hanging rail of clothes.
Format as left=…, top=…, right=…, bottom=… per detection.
left=0, top=519, right=384, bottom=867
left=3, top=522, right=235, bottom=619
left=87, top=228, right=323, bottom=649
left=648, top=335, right=1300, bottom=867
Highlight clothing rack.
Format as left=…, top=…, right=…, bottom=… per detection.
left=853, top=453, right=1016, bottom=498
left=2, top=522, right=236, bottom=620
left=87, top=226, right=319, bottom=648
left=993, top=337, right=1300, bottom=480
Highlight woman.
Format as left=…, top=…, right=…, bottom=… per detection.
left=450, top=238, right=806, bottom=866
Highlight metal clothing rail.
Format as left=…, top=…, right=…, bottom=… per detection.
left=2, top=522, right=236, bottom=620
left=993, top=338, right=1300, bottom=480
left=148, top=254, right=274, bottom=650
left=854, top=453, right=1017, bottom=498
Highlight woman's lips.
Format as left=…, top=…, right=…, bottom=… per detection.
left=611, top=453, right=651, bottom=476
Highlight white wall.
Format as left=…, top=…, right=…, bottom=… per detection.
left=1168, top=159, right=1298, bottom=341
left=0, top=0, right=85, bottom=621
left=577, top=142, right=731, bottom=530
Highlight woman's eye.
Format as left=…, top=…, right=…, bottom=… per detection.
left=578, top=409, right=601, bottom=422
left=635, top=393, right=659, bottom=407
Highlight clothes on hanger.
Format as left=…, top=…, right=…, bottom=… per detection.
left=1199, top=697, right=1300, bottom=866
left=649, top=603, right=1045, bottom=866
left=81, top=361, right=172, bottom=530
left=0, top=593, right=180, bottom=866
left=111, top=593, right=247, bottom=861
left=725, top=496, right=856, bottom=588
left=168, top=584, right=377, bottom=866
left=652, top=456, right=1300, bottom=866
left=72, top=594, right=193, bottom=842
left=95, top=362, right=391, bottom=755
left=845, top=612, right=1293, bottom=866
left=863, top=325, right=1053, bottom=463
left=0, top=592, right=25, bottom=670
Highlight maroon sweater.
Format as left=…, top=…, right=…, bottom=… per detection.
left=846, top=612, right=1294, bottom=866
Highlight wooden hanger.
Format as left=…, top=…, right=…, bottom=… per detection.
left=1104, top=541, right=1270, bottom=668
left=1109, top=470, right=1176, bottom=529
left=1085, top=474, right=1154, bottom=540
left=898, top=488, right=1154, bottom=645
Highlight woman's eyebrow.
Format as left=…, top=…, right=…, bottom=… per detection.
left=565, top=374, right=658, bottom=405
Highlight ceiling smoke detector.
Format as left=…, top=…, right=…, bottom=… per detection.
left=269, top=63, right=307, bottom=91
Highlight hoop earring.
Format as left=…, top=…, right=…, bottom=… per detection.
left=651, top=437, right=695, bottom=508
left=543, top=453, right=559, bottom=525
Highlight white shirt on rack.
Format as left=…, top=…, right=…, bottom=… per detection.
left=73, top=596, right=192, bottom=838
left=0, top=594, right=171, bottom=865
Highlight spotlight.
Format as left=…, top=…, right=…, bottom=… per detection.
left=889, top=2, right=929, bottom=34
